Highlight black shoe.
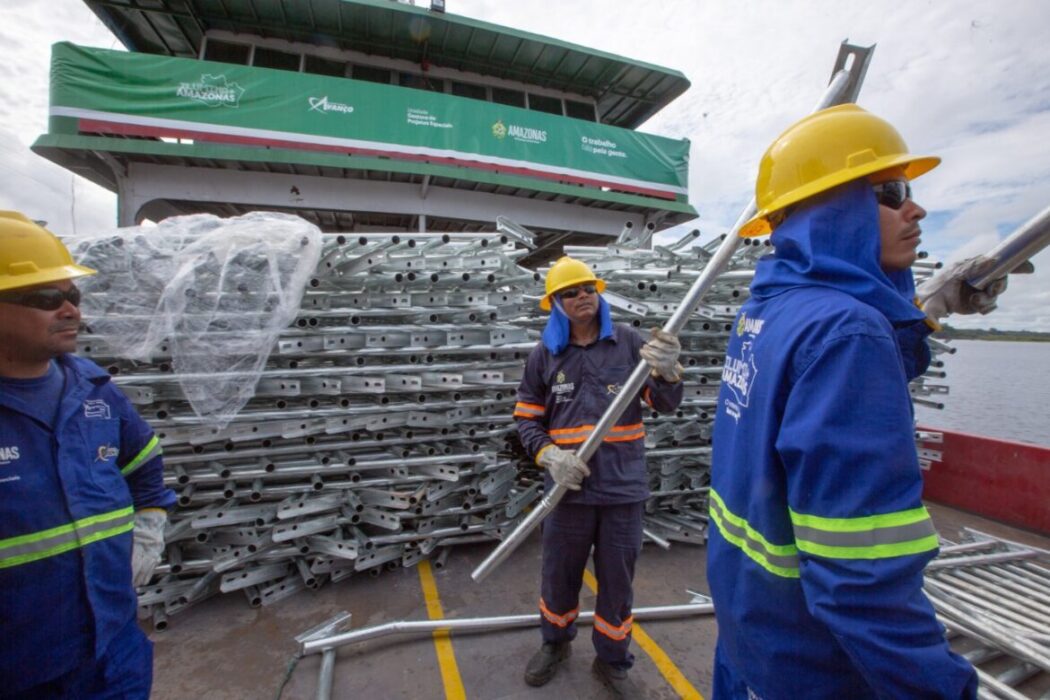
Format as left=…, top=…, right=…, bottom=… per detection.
left=524, top=641, right=571, bottom=687
left=592, top=658, right=643, bottom=699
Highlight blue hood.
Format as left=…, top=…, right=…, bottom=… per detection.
left=542, top=295, right=614, bottom=355
left=750, top=179, right=926, bottom=326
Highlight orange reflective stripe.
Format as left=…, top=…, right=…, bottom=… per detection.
left=550, top=424, right=595, bottom=445
left=549, top=424, right=595, bottom=435
left=605, top=423, right=645, bottom=443
left=553, top=435, right=588, bottom=445
left=513, top=402, right=545, bottom=419
left=549, top=423, right=645, bottom=445
left=539, top=598, right=579, bottom=628
left=593, top=613, right=634, bottom=641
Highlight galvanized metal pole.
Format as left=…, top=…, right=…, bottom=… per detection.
left=471, top=42, right=876, bottom=583
left=301, top=600, right=714, bottom=655
left=966, top=204, right=1050, bottom=289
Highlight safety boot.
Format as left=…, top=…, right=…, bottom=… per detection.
left=592, top=657, right=643, bottom=699
left=523, top=641, right=571, bottom=687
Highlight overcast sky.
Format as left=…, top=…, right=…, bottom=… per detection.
left=3, top=0, right=1049, bottom=330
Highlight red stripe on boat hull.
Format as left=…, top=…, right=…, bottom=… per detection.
left=918, top=426, right=1050, bottom=535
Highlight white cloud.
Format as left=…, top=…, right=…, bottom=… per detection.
left=4, top=0, right=1049, bottom=328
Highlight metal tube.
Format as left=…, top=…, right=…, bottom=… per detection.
left=926, top=581, right=1050, bottom=672
left=316, top=649, right=336, bottom=700
left=974, top=667, right=1030, bottom=700
left=930, top=573, right=1048, bottom=632
left=301, top=601, right=714, bottom=655
left=968, top=204, right=1050, bottom=289
left=471, top=45, right=870, bottom=583
left=642, top=527, right=672, bottom=550
left=925, top=550, right=1037, bottom=570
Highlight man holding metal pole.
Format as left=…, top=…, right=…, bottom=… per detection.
left=513, top=256, right=683, bottom=695
left=0, top=211, right=175, bottom=699
left=706, top=105, right=1028, bottom=699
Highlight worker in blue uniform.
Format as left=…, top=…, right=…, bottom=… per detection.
left=707, top=105, right=1024, bottom=699
left=514, top=256, right=684, bottom=697
left=0, top=211, right=175, bottom=699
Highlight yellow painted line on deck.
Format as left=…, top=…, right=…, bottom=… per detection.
left=582, top=568, right=704, bottom=700
left=418, top=559, right=467, bottom=700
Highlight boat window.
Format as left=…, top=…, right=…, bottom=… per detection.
left=304, top=55, right=347, bottom=78
left=352, top=65, right=393, bottom=85
left=565, top=99, right=597, bottom=122
left=254, top=47, right=301, bottom=72
left=451, top=81, right=488, bottom=101
left=528, top=93, right=563, bottom=116
left=399, top=72, right=445, bottom=93
left=492, top=87, right=526, bottom=108
left=202, top=40, right=251, bottom=66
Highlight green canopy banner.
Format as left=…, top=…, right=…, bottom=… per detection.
left=48, top=43, right=689, bottom=200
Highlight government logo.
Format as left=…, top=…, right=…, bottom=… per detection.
left=176, top=74, right=245, bottom=108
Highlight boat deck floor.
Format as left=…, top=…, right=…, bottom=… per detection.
left=148, top=503, right=1050, bottom=700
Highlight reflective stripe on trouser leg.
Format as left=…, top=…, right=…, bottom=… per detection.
left=540, top=503, right=598, bottom=644
left=592, top=501, right=643, bottom=670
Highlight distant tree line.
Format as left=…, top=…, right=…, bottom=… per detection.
left=936, top=325, right=1050, bottom=342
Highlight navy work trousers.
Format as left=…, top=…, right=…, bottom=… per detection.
left=3, top=618, right=153, bottom=700
left=539, top=501, right=644, bottom=670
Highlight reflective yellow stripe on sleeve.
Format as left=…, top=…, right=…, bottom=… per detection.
left=789, top=505, right=939, bottom=559
left=708, top=489, right=800, bottom=579
left=120, top=435, right=162, bottom=476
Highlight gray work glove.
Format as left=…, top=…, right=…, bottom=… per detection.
left=132, top=509, right=167, bottom=587
left=919, top=255, right=1034, bottom=322
left=639, top=328, right=684, bottom=382
left=537, top=445, right=591, bottom=491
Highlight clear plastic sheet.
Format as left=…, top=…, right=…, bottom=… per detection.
left=67, top=212, right=323, bottom=427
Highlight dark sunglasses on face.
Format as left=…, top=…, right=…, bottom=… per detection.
left=872, top=180, right=912, bottom=210
left=0, top=285, right=81, bottom=311
left=559, top=284, right=598, bottom=300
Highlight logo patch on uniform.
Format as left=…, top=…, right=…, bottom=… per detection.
left=84, top=399, right=111, bottom=419
left=552, top=371, right=575, bottom=404
left=606, top=383, right=622, bottom=395
left=737, top=312, right=764, bottom=337
left=722, top=341, right=758, bottom=421
left=0, top=445, right=21, bottom=465
left=95, top=445, right=119, bottom=462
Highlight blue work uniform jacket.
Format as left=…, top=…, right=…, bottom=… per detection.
left=0, top=354, right=175, bottom=693
left=515, top=307, right=683, bottom=505
left=707, top=181, right=977, bottom=699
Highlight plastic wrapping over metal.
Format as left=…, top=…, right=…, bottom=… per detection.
left=67, top=212, right=323, bottom=427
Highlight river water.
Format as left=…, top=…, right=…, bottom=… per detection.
left=914, top=340, right=1050, bottom=447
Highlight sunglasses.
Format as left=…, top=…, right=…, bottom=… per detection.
left=559, top=284, right=598, bottom=300
left=872, top=180, right=912, bottom=210
left=0, top=285, right=81, bottom=311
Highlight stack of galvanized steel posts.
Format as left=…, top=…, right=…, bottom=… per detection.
left=73, top=220, right=952, bottom=626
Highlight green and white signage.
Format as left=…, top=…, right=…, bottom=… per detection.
left=48, top=42, right=689, bottom=199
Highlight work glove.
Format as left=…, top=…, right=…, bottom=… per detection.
left=537, top=445, right=591, bottom=491
left=918, top=255, right=1035, bottom=322
left=132, top=508, right=167, bottom=587
left=639, top=328, right=684, bottom=382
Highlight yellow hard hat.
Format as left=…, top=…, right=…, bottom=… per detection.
left=740, top=105, right=941, bottom=237
left=0, top=211, right=96, bottom=292
left=539, top=256, right=605, bottom=310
